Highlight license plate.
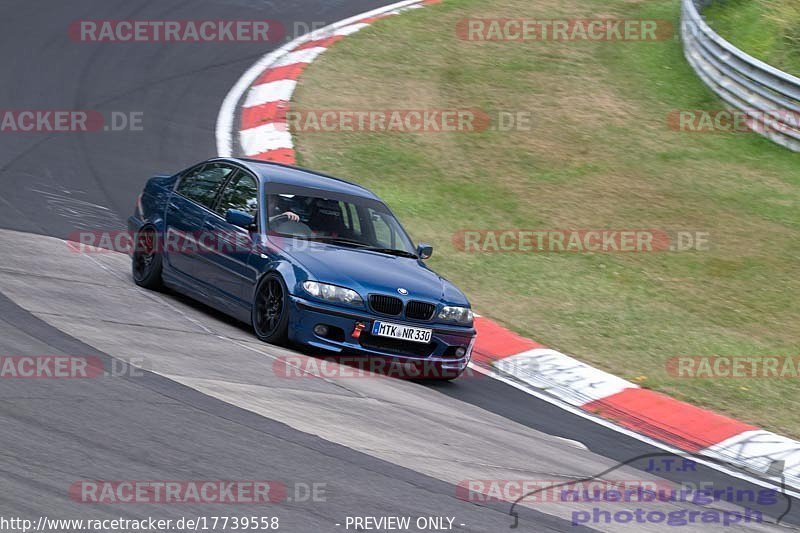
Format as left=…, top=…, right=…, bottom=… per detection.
left=372, top=321, right=432, bottom=344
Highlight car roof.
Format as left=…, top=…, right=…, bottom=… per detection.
left=215, top=157, right=382, bottom=201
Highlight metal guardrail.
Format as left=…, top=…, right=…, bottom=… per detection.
left=681, top=0, right=800, bottom=151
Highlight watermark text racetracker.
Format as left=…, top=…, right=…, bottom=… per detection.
left=69, top=480, right=326, bottom=504
left=668, top=109, right=800, bottom=134
left=668, top=356, right=800, bottom=379
left=453, top=229, right=711, bottom=253
left=0, top=110, right=143, bottom=133
left=281, top=109, right=533, bottom=133
left=457, top=479, right=675, bottom=504
left=274, top=356, right=481, bottom=380
left=70, top=19, right=373, bottom=43
left=0, top=355, right=147, bottom=379
left=67, top=230, right=379, bottom=254
left=457, top=18, right=674, bottom=42
left=69, top=20, right=285, bottom=43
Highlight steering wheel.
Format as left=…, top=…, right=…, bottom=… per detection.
left=272, top=219, right=312, bottom=237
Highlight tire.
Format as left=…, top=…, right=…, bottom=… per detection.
left=252, top=272, right=290, bottom=344
left=131, top=226, right=163, bottom=290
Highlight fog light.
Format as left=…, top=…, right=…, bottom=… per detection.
left=314, top=324, right=329, bottom=337
left=455, top=347, right=467, bottom=358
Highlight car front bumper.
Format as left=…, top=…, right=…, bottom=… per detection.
left=288, top=295, right=475, bottom=375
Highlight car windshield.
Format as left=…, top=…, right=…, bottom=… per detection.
left=266, top=188, right=417, bottom=256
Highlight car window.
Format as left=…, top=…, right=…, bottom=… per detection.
left=175, top=163, right=234, bottom=209
left=266, top=190, right=414, bottom=254
left=368, top=208, right=396, bottom=248
left=216, top=172, right=259, bottom=218
left=341, top=202, right=362, bottom=237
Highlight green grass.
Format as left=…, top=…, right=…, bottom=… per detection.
left=704, top=0, right=800, bottom=75
left=291, top=0, right=800, bottom=437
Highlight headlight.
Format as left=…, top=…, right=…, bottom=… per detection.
left=438, top=306, right=474, bottom=324
left=303, top=281, right=363, bottom=306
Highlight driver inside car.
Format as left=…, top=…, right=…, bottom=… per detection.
left=267, top=196, right=300, bottom=223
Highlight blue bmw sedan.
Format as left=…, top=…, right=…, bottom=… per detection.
left=128, top=158, right=476, bottom=379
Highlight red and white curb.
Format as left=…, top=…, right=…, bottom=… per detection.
left=471, top=317, right=800, bottom=491
left=216, top=0, right=439, bottom=160
left=215, top=0, right=800, bottom=493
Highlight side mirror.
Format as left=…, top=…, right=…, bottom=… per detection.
left=417, top=243, right=433, bottom=260
left=226, top=209, right=255, bottom=229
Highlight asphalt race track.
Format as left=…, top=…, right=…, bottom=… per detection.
left=0, top=1, right=798, bottom=532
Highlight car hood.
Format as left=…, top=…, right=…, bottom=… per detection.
left=278, top=240, right=469, bottom=306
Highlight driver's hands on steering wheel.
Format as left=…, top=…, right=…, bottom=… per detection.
left=271, top=211, right=299, bottom=222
